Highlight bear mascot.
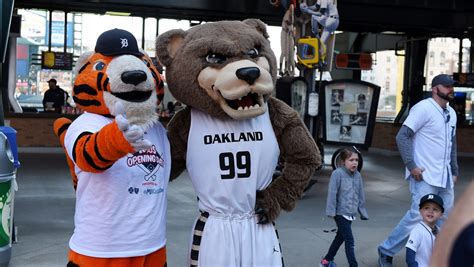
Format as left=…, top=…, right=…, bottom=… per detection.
left=156, top=19, right=321, bottom=266
left=54, top=28, right=169, bottom=267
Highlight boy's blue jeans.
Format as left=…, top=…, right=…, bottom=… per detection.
left=325, top=215, right=358, bottom=267
left=378, top=177, right=454, bottom=257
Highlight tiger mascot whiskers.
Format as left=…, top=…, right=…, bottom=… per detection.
left=54, top=28, right=170, bottom=267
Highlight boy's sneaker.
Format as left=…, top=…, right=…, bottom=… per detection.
left=377, top=248, right=393, bottom=267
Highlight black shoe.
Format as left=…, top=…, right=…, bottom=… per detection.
left=377, top=248, right=393, bottom=267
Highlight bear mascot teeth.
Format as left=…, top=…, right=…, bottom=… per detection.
left=156, top=19, right=321, bottom=266
left=54, top=28, right=169, bottom=266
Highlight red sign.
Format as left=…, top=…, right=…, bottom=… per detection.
left=335, top=53, right=373, bottom=70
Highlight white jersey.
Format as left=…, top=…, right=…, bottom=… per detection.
left=187, top=108, right=280, bottom=214
left=406, top=221, right=437, bottom=266
left=403, top=98, right=457, bottom=188
left=64, top=112, right=170, bottom=258
left=186, top=108, right=282, bottom=267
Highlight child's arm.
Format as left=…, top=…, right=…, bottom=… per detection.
left=358, top=174, right=369, bottom=220
left=406, top=227, right=421, bottom=267
left=405, top=248, right=418, bottom=267
left=325, top=170, right=340, bottom=217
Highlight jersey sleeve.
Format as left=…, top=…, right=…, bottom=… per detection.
left=406, top=227, right=421, bottom=252
left=64, top=113, right=134, bottom=173
left=403, top=102, right=428, bottom=133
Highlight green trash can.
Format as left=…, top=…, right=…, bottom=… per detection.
left=0, top=132, right=16, bottom=267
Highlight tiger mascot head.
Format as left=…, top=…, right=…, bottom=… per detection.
left=73, top=28, right=164, bottom=129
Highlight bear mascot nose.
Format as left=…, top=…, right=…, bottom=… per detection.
left=121, top=70, right=147, bottom=85
left=236, top=67, right=260, bottom=85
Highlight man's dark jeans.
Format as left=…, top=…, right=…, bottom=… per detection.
left=324, top=215, right=358, bottom=267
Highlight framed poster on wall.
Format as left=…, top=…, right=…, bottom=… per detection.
left=320, top=79, right=380, bottom=148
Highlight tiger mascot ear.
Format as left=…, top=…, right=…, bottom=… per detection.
left=74, top=51, right=94, bottom=77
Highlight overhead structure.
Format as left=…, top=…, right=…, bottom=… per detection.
left=11, top=0, right=474, bottom=37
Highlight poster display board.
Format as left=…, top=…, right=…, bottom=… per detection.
left=275, top=76, right=308, bottom=120
left=41, top=51, right=73, bottom=70
left=320, top=79, right=380, bottom=148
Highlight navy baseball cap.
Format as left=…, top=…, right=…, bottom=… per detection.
left=95, top=28, right=143, bottom=57
left=432, top=74, right=457, bottom=87
left=419, top=194, right=444, bottom=212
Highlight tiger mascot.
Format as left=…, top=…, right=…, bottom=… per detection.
left=53, top=28, right=169, bottom=267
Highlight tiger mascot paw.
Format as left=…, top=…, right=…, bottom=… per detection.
left=113, top=101, right=152, bottom=152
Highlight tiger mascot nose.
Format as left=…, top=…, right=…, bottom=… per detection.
left=121, top=70, right=147, bottom=85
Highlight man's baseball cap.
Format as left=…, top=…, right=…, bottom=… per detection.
left=95, top=28, right=143, bottom=57
left=47, top=78, right=57, bottom=83
left=419, top=193, right=444, bottom=212
left=432, top=74, right=457, bottom=87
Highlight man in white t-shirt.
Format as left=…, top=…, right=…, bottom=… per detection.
left=378, top=74, right=459, bottom=267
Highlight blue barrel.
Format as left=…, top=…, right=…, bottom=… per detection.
left=0, top=127, right=19, bottom=168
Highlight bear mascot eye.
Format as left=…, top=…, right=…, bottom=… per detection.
left=206, top=53, right=227, bottom=64
left=246, top=48, right=259, bottom=58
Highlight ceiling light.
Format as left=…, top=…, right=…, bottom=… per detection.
left=105, top=11, right=131, bottom=16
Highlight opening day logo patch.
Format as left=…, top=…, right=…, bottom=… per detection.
left=127, top=145, right=165, bottom=181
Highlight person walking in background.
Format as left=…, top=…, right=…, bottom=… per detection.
left=378, top=74, right=459, bottom=267
left=42, top=78, right=70, bottom=113
left=406, top=194, right=444, bottom=267
left=320, top=147, right=369, bottom=267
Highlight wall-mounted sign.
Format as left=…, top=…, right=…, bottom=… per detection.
left=275, top=76, right=308, bottom=119
left=41, top=51, right=73, bottom=70
left=320, top=79, right=380, bottom=148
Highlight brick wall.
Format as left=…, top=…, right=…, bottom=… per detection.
left=371, top=122, right=401, bottom=151
left=7, top=117, right=60, bottom=147
left=372, top=122, right=474, bottom=153
left=5, top=116, right=474, bottom=153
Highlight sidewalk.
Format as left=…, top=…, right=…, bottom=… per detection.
left=9, top=147, right=473, bottom=267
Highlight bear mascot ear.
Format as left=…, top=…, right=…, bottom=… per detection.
left=155, top=29, right=187, bottom=67
left=243, top=19, right=270, bottom=39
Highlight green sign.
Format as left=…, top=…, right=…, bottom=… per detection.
left=0, top=180, right=11, bottom=247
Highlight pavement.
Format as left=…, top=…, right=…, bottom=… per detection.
left=7, top=146, right=473, bottom=267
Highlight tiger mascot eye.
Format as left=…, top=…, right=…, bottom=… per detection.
left=53, top=28, right=170, bottom=266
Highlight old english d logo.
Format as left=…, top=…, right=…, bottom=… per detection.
left=120, top=38, right=129, bottom=48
